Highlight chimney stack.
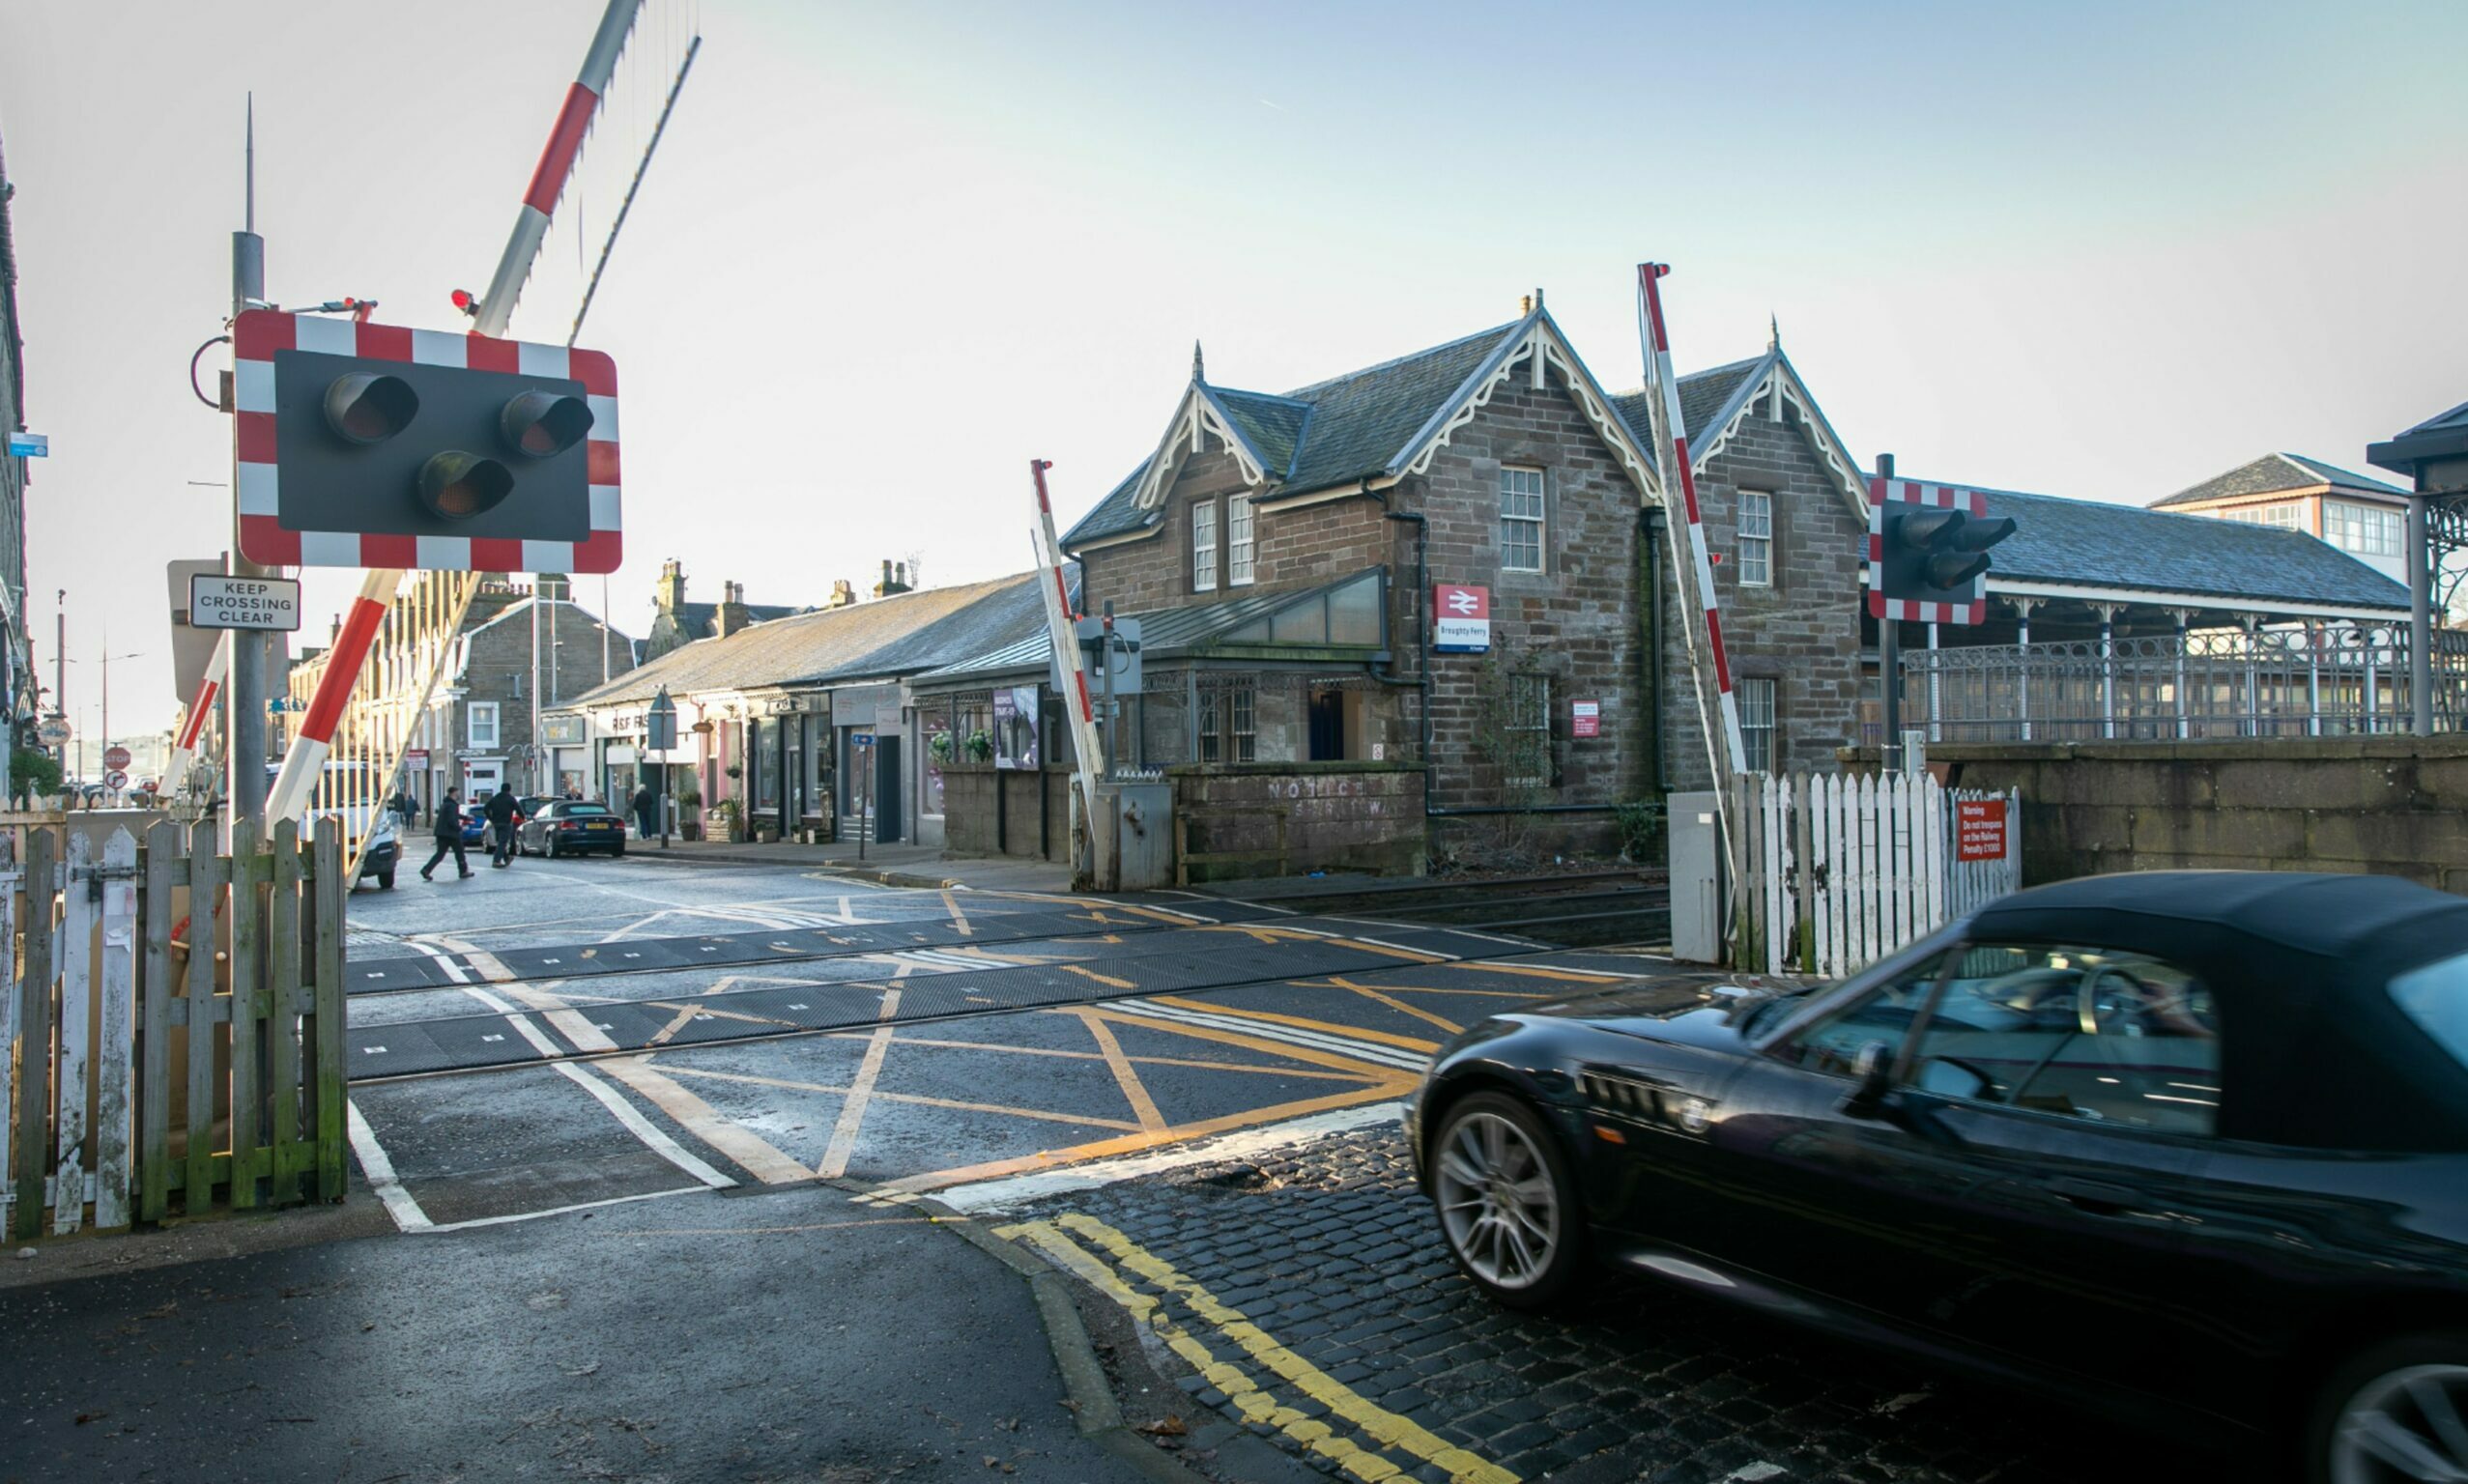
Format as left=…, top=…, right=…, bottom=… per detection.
left=874, top=559, right=912, bottom=599
left=827, top=579, right=857, bottom=609
left=713, top=580, right=755, bottom=638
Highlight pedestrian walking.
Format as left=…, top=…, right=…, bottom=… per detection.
left=632, top=782, right=656, bottom=840
left=420, top=789, right=473, bottom=880
left=387, top=785, right=420, bottom=826
left=486, top=784, right=520, bottom=868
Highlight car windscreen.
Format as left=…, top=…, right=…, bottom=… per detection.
left=2391, top=952, right=2468, bottom=1070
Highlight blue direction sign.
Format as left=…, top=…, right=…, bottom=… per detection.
left=850, top=732, right=875, bottom=748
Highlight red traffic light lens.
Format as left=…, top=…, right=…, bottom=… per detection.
left=500, top=390, right=594, bottom=459
left=417, top=450, right=514, bottom=520
left=322, top=373, right=419, bottom=444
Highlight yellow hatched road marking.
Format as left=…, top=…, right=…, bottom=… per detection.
left=1145, top=996, right=1441, bottom=1053
left=1455, top=961, right=1624, bottom=984
left=1075, top=1007, right=1397, bottom=1078
left=871, top=1079, right=1410, bottom=1196
left=651, top=1063, right=1143, bottom=1133
left=1316, top=978, right=1465, bottom=1035
left=940, top=889, right=974, bottom=937
left=1073, top=1009, right=1167, bottom=1133
left=1060, top=963, right=1138, bottom=990
left=593, top=1056, right=814, bottom=1185
left=871, top=1031, right=1372, bottom=1082
left=819, top=989, right=904, bottom=1179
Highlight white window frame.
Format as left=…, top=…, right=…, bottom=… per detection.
left=1738, top=490, right=1773, bottom=587
left=2224, top=502, right=2301, bottom=531
left=1227, top=494, right=1255, bottom=586
left=1192, top=499, right=1219, bottom=591
left=468, top=701, right=500, bottom=751
left=1739, top=678, right=1777, bottom=773
left=2324, top=499, right=2400, bottom=557
left=1499, top=466, right=1545, bottom=573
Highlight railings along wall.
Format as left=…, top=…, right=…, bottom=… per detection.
left=1734, top=771, right=2019, bottom=978
left=2, top=817, right=345, bottom=1237
left=285, top=570, right=482, bottom=879
left=1894, top=626, right=2468, bottom=744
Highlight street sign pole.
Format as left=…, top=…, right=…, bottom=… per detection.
left=860, top=738, right=872, bottom=863
left=226, top=100, right=271, bottom=845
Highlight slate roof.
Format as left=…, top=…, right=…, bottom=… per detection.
left=565, top=571, right=1056, bottom=707
left=1608, top=355, right=1772, bottom=462
left=669, top=599, right=811, bottom=639
left=916, top=569, right=1382, bottom=686
left=1926, top=481, right=2410, bottom=611
left=2150, top=452, right=2409, bottom=509
left=1062, top=321, right=1523, bottom=548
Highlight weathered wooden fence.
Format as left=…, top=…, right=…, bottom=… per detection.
left=3, top=817, right=346, bottom=1238
left=1732, top=772, right=2020, bottom=978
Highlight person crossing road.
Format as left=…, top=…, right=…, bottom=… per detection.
left=419, top=789, right=473, bottom=881
left=485, top=785, right=520, bottom=869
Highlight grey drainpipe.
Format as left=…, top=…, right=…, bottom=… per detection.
left=1381, top=501, right=1435, bottom=818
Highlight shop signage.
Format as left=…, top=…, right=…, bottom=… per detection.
left=1433, top=585, right=1491, bottom=653
left=1956, top=798, right=2007, bottom=862
left=993, top=685, right=1040, bottom=771
left=1570, top=700, right=1600, bottom=738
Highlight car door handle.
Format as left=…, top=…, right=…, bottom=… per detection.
left=2044, top=1178, right=2139, bottom=1215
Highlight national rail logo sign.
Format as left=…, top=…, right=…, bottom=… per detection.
left=1434, top=584, right=1491, bottom=653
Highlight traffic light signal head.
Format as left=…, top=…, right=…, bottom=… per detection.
left=1867, top=478, right=2013, bottom=625
left=233, top=309, right=621, bottom=573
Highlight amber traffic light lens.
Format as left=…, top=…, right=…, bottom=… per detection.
left=500, top=390, right=594, bottom=458
left=322, top=373, right=419, bottom=444
left=417, top=451, right=514, bottom=520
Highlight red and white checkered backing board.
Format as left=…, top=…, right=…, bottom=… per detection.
left=1866, top=475, right=1988, bottom=625
left=232, top=309, right=621, bottom=573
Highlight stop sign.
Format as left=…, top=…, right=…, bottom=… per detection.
left=104, top=745, right=131, bottom=771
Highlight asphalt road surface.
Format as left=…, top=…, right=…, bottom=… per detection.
left=13, top=853, right=2229, bottom=1482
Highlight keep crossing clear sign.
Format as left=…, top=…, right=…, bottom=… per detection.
left=189, top=574, right=302, bottom=632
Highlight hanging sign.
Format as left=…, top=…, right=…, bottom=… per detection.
left=1433, top=585, right=1491, bottom=653
left=1956, top=797, right=2008, bottom=862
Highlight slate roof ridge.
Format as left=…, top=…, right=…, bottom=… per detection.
left=1605, top=352, right=1773, bottom=402
left=2276, top=451, right=2409, bottom=497
left=1279, top=319, right=1522, bottom=400
left=1205, top=384, right=1315, bottom=411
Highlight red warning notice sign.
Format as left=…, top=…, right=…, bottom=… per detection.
left=1957, top=798, right=2008, bottom=862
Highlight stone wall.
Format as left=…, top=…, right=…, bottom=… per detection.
left=1933, top=736, right=2468, bottom=893
left=1661, top=407, right=1869, bottom=788
left=1170, top=761, right=1426, bottom=883
left=940, top=764, right=1075, bottom=861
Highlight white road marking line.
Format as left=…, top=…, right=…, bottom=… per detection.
left=550, top=1061, right=736, bottom=1187
left=818, top=988, right=904, bottom=1179
left=1104, top=1002, right=1429, bottom=1071
left=933, top=1101, right=1405, bottom=1213
left=347, top=1099, right=434, bottom=1232
left=595, top=1057, right=812, bottom=1185
left=419, top=1184, right=708, bottom=1233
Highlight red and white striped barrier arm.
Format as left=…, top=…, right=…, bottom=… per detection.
left=165, top=632, right=231, bottom=799
left=265, top=569, right=396, bottom=826
left=472, top=0, right=642, bottom=338
left=1638, top=262, right=1748, bottom=776
left=1029, top=460, right=1104, bottom=811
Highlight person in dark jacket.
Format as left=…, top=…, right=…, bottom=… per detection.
left=632, top=782, right=656, bottom=840
left=387, top=786, right=419, bottom=825
left=485, top=785, right=520, bottom=868
left=421, top=790, right=472, bottom=880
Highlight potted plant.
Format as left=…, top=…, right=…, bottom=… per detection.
left=711, top=795, right=744, bottom=842
left=964, top=730, right=994, bottom=763
left=676, top=784, right=703, bottom=842
left=929, top=731, right=955, bottom=763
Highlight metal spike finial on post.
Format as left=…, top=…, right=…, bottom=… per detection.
left=1769, top=313, right=1780, bottom=352
left=1191, top=340, right=1204, bottom=384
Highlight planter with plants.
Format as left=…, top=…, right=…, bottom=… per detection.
left=676, top=786, right=703, bottom=842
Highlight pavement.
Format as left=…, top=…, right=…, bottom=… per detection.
left=0, top=1182, right=1157, bottom=1484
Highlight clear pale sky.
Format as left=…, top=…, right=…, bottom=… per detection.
left=3, top=0, right=2461, bottom=738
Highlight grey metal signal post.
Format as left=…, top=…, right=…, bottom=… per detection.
left=646, top=686, right=677, bottom=850
left=851, top=732, right=875, bottom=862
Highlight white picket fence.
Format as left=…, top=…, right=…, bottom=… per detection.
left=1730, top=771, right=2020, bottom=978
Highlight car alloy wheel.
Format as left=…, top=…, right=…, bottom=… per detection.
left=2330, top=1361, right=2468, bottom=1483
left=1432, top=1094, right=1574, bottom=1304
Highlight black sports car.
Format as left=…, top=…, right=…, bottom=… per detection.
left=516, top=799, right=628, bottom=858
left=1410, top=870, right=2468, bottom=1480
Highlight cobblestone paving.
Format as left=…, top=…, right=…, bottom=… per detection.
left=1019, top=1127, right=2213, bottom=1483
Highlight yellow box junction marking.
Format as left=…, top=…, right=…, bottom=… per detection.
left=1072, top=1009, right=1167, bottom=1134
left=1313, top=977, right=1466, bottom=1035
left=996, top=1216, right=1517, bottom=1484
left=1060, top=962, right=1138, bottom=990
left=593, top=1057, right=814, bottom=1185
left=940, top=889, right=974, bottom=937
left=1145, top=996, right=1442, bottom=1054
left=819, top=988, right=904, bottom=1179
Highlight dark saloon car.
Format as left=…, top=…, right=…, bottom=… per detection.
left=517, top=799, right=627, bottom=858
left=1410, top=871, right=2468, bottom=1480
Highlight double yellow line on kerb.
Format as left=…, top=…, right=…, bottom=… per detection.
left=997, top=1213, right=1518, bottom=1484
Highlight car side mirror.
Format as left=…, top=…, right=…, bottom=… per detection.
left=1844, top=1039, right=1896, bottom=1116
